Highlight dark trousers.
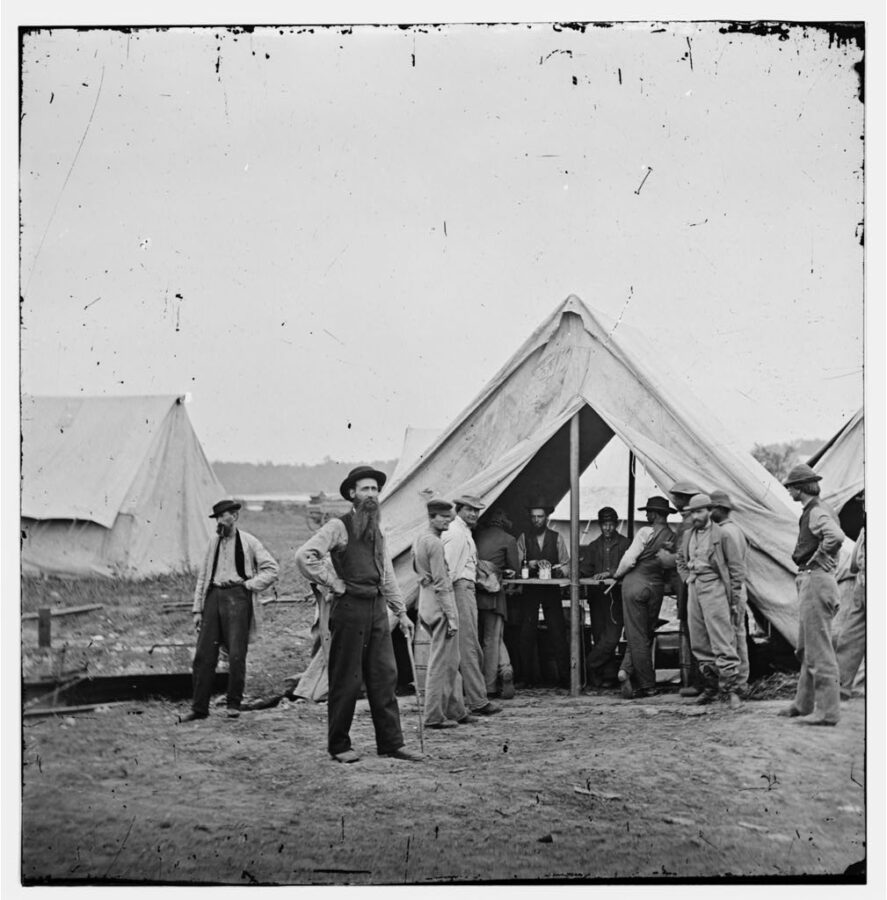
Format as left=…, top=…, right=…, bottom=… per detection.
left=519, top=587, right=570, bottom=685
left=327, top=592, right=404, bottom=756
left=587, top=586, right=623, bottom=679
left=192, top=585, right=252, bottom=714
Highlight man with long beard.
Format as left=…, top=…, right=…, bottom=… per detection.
left=182, top=499, right=279, bottom=722
left=296, top=466, right=423, bottom=762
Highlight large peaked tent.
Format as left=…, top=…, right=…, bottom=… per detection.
left=381, top=295, right=802, bottom=645
left=21, top=395, right=226, bottom=578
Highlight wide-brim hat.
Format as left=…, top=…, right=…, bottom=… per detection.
left=783, top=463, right=823, bottom=488
left=670, top=480, right=704, bottom=497
left=210, top=499, right=241, bottom=518
left=525, top=496, right=554, bottom=515
left=708, top=489, right=734, bottom=511
left=684, top=493, right=713, bottom=513
left=453, top=494, right=486, bottom=510
left=339, top=465, right=388, bottom=500
left=637, top=496, right=676, bottom=515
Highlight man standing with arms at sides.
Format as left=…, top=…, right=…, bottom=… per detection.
left=412, top=498, right=471, bottom=729
left=778, top=464, right=845, bottom=726
left=296, top=466, right=423, bottom=762
left=182, top=499, right=279, bottom=722
left=474, top=507, right=521, bottom=700
left=676, top=494, right=744, bottom=709
left=579, top=507, right=631, bottom=688
left=660, top=481, right=705, bottom=697
left=708, top=490, right=751, bottom=693
left=613, top=496, right=676, bottom=699
left=441, top=495, right=502, bottom=716
left=835, top=517, right=865, bottom=700
left=517, top=498, right=572, bottom=688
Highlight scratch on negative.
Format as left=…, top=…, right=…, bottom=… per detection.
left=606, top=287, right=633, bottom=343
left=686, top=37, right=694, bottom=71
left=25, top=67, right=106, bottom=297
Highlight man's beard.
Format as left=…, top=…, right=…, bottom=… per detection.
left=353, top=497, right=382, bottom=541
left=531, top=522, right=547, bottom=535
left=216, top=522, right=235, bottom=537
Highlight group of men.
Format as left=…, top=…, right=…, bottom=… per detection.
left=179, top=458, right=863, bottom=757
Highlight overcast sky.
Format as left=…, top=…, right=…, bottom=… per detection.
left=18, top=18, right=865, bottom=464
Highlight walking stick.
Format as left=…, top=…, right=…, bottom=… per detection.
left=404, top=634, right=425, bottom=754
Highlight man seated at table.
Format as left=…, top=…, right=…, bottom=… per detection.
left=579, top=506, right=631, bottom=688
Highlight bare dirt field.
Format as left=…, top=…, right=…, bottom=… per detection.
left=19, top=504, right=867, bottom=885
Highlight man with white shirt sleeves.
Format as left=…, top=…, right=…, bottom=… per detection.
left=778, top=464, right=845, bottom=726
left=613, top=496, right=676, bottom=699
left=182, top=499, right=279, bottom=722
left=441, top=495, right=502, bottom=716
left=295, top=465, right=423, bottom=762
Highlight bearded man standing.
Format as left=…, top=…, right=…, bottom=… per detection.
left=296, top=466, right=423, bottom=762
left=676, top=494, right=744, bottom=709
left=778, top=464, right=845, bottom=726
left=516, top=498, right=571, bottom=688
left=183, top=499, right=279, bottom=722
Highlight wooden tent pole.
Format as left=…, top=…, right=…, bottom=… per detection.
left=569, top=412, right=581, bottom=697
left=627, top=451, right=636, bottom=540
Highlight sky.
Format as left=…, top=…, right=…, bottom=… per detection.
left=16, top=14, right=867, bottom=465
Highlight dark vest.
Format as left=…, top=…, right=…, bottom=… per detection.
left=523, top=528, right=560, bottom=565
left=330, top=512, right=382, bottom=599
left=629, top=523, right=675, bottom=585
left=792, top=498, right=833, bottom=567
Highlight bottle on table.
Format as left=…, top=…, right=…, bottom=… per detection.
left=521, top=558, right=530, bottom=579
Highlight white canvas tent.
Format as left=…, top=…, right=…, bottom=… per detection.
left=381, top=295, right=802, bottom=645
left=808, top=407, right=864, bottom=516
left=21, top=395, right=226, bottom=578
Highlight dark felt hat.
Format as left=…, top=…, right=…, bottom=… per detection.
left=339, top=465, right=388, bottom=500
left=709, top=489, right=734, bottom=511
left=209, top=499, right=241, bottom=518
left=670, top=480, right=704, bottom=497
left=597, top=506, right=619, bottom=523
left=427, top=498, right=454, bottom=515
left=637, top=495, right=676, bottom=515
left=525, top=496, right=554, bottom=515
left=783, top=463, right=822, bottom=488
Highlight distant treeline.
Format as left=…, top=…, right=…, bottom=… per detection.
left=212, top=458, right=397, bottom=495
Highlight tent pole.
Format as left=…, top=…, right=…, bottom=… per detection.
left=627, top=450, right=636, bottom=540
left=569, top=411, right=581, bottom=697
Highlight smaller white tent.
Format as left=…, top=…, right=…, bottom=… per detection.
left=808, top=407, right=864, bottom=515
left=21, top=395, right=226, bottom=578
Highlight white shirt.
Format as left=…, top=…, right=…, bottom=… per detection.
left=441, top=514, right=477, bottom=581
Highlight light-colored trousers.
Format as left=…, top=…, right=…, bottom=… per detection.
left=834, top=575, right=865, bottom=697
left=790, top=570, right=841, bottom=722
left=479, top=609, right=513, bottom=694
left=687, top=575, right=740, bottom=692
left=420, top=618, right=467, bottom=726
left=453, top=579, right=489, bottom=711
left=734, top=598, right=750, bottom=686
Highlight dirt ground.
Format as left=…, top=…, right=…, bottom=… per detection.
left=21, top=610, right=866, bottom=885
left=19, top=504, right=868, bottom=885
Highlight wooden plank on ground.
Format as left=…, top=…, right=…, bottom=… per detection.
left=23, top=701, right=133, bottom=717
left=22, top=604, right=104, bottom=621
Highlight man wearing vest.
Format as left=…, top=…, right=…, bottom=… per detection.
left=778, top=464, right=845, bottom=726
left=579, top=506, right=631, bottom=687
left=441, top=495, right=502, bottom=716
left=183, top=499, right=279, bottom=722
left=296, top=466, right=423, bottom=762
left=661, top=481, right=706, bottom=697
left=516, top=498, right=571, bottom=688
left=412, top=498, right=471, bottom=728
left=613, top=496, right=676, bottom=699
left=709, top=489, right=751, bottom=692
left=676, top=494, right=744, bottom=709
